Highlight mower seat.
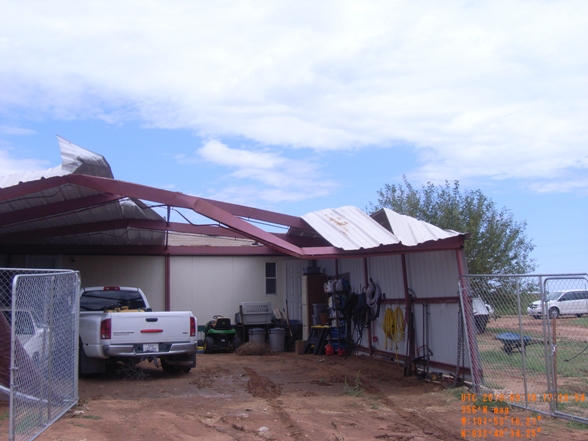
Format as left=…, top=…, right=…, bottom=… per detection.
left=212, top=317, right=232, bottom=330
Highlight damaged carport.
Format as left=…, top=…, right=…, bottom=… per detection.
left=0, top=139, right=481, bottom=393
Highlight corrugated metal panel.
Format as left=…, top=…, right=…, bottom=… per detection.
left=320, top=251, right=470, bottom=373
left=58, top=136, right=113, bottom=178
left=0, top=137, right=113, bottom=189
left=372, top=208, right=462, bottom=246
left=0, top=165, right=64, bottom=188
left=406, top=250, right=460, bottom=298
left=0, top=137, right=165, bottom=247
left=302, top=206, right=399, bottom=251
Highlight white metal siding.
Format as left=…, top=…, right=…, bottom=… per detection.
left=169, top=256, right=290, bottom=326
left=405, top=250, right=460, bottom=298
left=71, top=255, right=166, bottom=310
left=367, top=255, right=405, bottom=299
left=318, top=251, right=471, bottom=376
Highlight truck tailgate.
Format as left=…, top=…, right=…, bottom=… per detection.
left=109, top=311, right=193, bottom=344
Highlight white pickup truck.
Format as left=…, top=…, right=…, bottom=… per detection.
left=78, top=286, right=197, bottom=375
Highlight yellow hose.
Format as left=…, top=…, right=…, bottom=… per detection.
left=382, top=307, right=405, bottom=358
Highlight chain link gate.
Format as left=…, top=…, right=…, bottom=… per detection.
left=0, top=268, right=80, bottom=441
left=460, top=274, right=588, bottom=424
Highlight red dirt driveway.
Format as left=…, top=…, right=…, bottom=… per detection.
left=1, top=352, right=587, bottom=440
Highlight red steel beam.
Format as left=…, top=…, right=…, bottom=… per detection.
left=0, top=243, right=283, bottom=256
left=65, top=175, right=306, bottom=257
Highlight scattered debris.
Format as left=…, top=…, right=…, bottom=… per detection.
left=235, top=341, right=272, bottom=356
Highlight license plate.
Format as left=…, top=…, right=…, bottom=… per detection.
left=143, top=344, right=159, bottom=352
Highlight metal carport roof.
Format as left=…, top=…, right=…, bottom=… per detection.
left=0, top=137, right=466, bottom=259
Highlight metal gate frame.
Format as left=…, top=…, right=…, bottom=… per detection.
left=0, top=268, right=80, bottom=441
left=460, top=273, right=588, bottom=425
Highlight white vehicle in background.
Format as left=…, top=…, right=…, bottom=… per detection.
left=472, top=297, right=494, bottom=334
left=527, top=290, right=588, bottom=319
left=1, top=308, right=50, bottom=364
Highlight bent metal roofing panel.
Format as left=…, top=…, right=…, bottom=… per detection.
left=301, top=206, right=400, bottom=251
left=371, top=208, right=462, bottom=246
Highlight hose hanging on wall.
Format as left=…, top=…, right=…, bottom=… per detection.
left=382, top=307, right=405, bottom=359
left=364, top=278, right=382, bottom=321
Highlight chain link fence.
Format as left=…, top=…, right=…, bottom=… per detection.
left=460, top=274, right=588, bottom=424
left=0, top=268, right=80, bottom=441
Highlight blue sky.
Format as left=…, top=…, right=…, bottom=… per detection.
left=0, top=1, right=586, bottom=274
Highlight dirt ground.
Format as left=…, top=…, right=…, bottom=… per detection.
left=488, top=315, right=588, bottom=340
left=2, top=350, right=588, bottom=441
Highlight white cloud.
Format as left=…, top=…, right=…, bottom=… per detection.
left=184, top=139, right=338, bottom=204
left=0, top=149, right=49, bottom=176
left=1, top=1, right=587, bottom=193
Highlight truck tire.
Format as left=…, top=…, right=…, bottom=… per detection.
left=161, top=359, right=191, bottom=374
left=78, top=340, right=106, bottom=376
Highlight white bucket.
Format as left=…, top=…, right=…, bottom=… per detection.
left=268, top=328, right=286, bottom=352
left=248, top=327, right=266, bottom=344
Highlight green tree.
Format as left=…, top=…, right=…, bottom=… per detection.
left=369, top=176, right=536, bottom=275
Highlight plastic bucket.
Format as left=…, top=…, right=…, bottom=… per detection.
left=248, top=327, right=266, bottom=344
left=268, top=328, right=286, bottom=352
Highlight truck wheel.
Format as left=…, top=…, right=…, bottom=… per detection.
left=204, top=336, right=215, bottom=354
left=549, top=308, right=560, bottom=319
left=233, top=336, right=241, bottom=351
left=161, top=360, right=190, bottom=374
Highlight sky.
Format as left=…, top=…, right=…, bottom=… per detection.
left=0, top=1, right=586, bottom=275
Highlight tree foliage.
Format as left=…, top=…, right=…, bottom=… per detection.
left=369, top=176, right=536, bottom=275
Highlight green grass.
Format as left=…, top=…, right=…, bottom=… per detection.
left=566, top=317, right=588, bottom=328
left=80, top=414, right=102, bottom=420
left=485, top=325, right=543, bottom=339
left=481, top=348, right=548, bottom=379
left=480, top=336, right=588, bottom=382
left=343, top=371, right=364, bottom=397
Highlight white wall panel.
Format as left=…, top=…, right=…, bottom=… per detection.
left=169, top=256, right=290, bottom=325
left=406, top=250, right=460, bottom=298
left=367, top=255, right=405, bottom=300
left=318, top=259, right=336, bottom=279
left=67, top=255, right=166, bottom=310
left=336, top=258, right=365, bottom=292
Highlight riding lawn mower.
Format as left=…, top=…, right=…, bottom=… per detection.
left=202, top=315, right=241, bottom=353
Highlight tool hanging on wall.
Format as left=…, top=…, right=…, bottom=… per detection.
left=382, top=306, right=405, bottom=360
left=415, top=301, right=432, bottom=379
left=364, top=278, right=383, bottom=321
left=403, top=288, right=416, bottom=377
